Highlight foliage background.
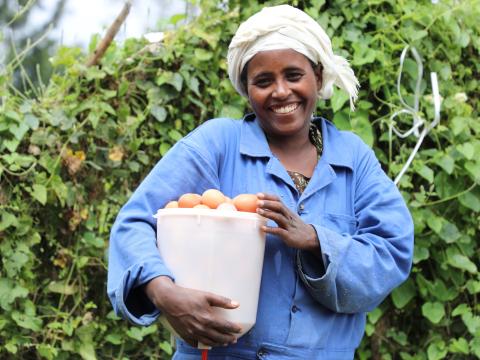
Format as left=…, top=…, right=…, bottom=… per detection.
left=1, top=0, right=479, bottom=359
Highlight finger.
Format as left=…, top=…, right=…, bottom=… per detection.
left=198, top=327, right=238, bottom=346
left=261, top=225, right=289, bottom=238
left=213, top=320, right=243, bottom=334
left=257, top=208, right=290, bottom=229
left=206, top=293, right=239, bottom=309
left=257, top=192, right=281, bottom=201
left=257, top=199, right=291, bottom=219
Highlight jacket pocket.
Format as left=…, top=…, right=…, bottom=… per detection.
left=322, top=213, right=357, bottom=235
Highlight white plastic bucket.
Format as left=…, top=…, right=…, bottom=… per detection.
left=155, top=208, right=267, bottom=344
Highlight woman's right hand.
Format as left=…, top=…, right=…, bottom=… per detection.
left=144, top=276, right=242, bottom=347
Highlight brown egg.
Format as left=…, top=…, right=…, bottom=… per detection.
left=217, top=202, right=237, bottom=211
left=178, top=193, right=202, bottom=208
left=164, top=201, right=178, bottom=209
left=233, top=194, right=258, bottom=213
left=201, top=189, right=226, bottom=209
left=193, top=204, right=210, bottom=209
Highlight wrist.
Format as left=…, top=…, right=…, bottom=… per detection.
left=143, top=276, right=175, bottom=312
left=306, top=225, right=321, bottom=257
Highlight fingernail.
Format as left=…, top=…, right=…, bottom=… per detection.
left=231, top=300, right=239, bottom=307
left=257, top=200, right=264, bottom=207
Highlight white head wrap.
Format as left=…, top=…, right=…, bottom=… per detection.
left=227, top=5, right=359, bottom=110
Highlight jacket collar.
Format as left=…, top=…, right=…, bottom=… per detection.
left=239, top=114, right=354, bottom=170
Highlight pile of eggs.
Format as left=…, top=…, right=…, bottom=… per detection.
left=164, top=189, right=258, bottom=213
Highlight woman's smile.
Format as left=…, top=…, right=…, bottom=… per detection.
left=270, top=102, right=300, bottom=114
left=246, top=49, right=322, bottom=140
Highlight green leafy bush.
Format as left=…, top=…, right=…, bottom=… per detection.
left=0, top=0, right=479, bottom=358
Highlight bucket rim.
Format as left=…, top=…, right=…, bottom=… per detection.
left=154, top=208, right=267, bottom=222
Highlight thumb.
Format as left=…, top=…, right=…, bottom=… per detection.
left=206, top=293, right=240, bottom=309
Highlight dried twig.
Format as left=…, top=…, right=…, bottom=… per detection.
left=85, top=0, right=132, bottom=67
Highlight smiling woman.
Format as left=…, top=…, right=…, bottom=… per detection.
left=107, top=4, right=414, bottom=360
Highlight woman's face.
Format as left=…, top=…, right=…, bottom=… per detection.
left=246, top=49, right=322, bottom=139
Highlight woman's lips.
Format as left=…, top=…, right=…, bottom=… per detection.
left=270, top=102, right=300, bottom=114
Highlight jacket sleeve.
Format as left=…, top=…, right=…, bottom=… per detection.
left=296, top=144, right=414, bottom=314
left=107, top=137, right=220, bottom=325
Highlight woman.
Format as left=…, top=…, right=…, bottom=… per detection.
left=108, top=5, right=414, bottom=359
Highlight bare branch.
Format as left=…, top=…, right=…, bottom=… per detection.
left=85, top=0, right=132, bottom=67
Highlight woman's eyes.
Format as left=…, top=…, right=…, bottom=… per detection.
left=254, top=78, right=272, bottom=87
left=286, top=72, right=303, bottom=81
left=253, top=73, right=304, bottom=87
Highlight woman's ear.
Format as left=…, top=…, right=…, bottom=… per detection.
left=314, top=64, right=323, bottom=89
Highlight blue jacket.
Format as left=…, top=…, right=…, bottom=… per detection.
left=107, top=115, right=414, bottom=359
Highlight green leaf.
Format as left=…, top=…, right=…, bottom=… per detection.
left=447, top=253, right=478, bottom=274
left=3, top=138, right=20, bottom=152
left=332, top=111, right=351, bottom=131
left=75, top=324, right=97, bottom=360
left=105, top=333, right=122, bottom=345
left=417, top=165, right=434, bottom=183
left=85, top=66, right=106, bottom=80
left=452, top=304, right=470, bottom=317
left=435, top=154, right=455, bottom=174
left=150, top=105, right=167, bottom=122
left=5, top=110, right=21, bottom=121
left=471, top=337, right=480, bottom=358
left=24, top=114, right=39, bottom=129
left=219, top=105, right=244, bottom=119
left=9, top=122, right=29, bottom=140
left=11, top=311, right=43, bottom=331
left=458, top=191, right=480, bottom=211
left=461, top=312, right=480, bottom=335
left=194, top=48, right=213, bottom=61
left=422, top=302, right=445, bottom=324
left=160, top=142, right=171, bottom=156
left=48, top=281, right=76, bottom=295
left=410, top=30, right=428, bottom=41
left=0, top=279, right=28, bottom=310
left=451, top=116, right=469, bottom=136
left=438, top=222, right=461, bottom=243
left=31, top=184, right=47, bottom=205
left=156, top=71, right=183, bottom=92
left=426, top=215, right=443, bottom=233
left=37, top=344, right=58, bottom=360
left=465, top=161, right=480, bottom=183
left=168, top=129, right=183, bottom=142
left=466, top=280, right=480, bottom=294
left=367, top=307, right=383, bottom=324
left=427, top=340, right=447, bottom=360
left=413, top=245, right=429, bottom=264
left=457, top=142, right=475, bottom=159
left=330, top=90, right=349, bottom=112
left=391, top=279, right=416, bottom=309
left=351, top=110, right=373, bottom=147
left=0, top=211, right=19, bottom=231
left=5, top=343, right=17, bottom=354
left=187, top=76, right=200, bottom=96
left=449, top=338, right=469, bottom=354
left=82, top=232, right=105, bottom=248
left=159, top=340, right=173, bottom=355
left=126, top=327, right=145, bottom=341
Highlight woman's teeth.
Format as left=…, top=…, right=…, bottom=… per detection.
left=272, top=103, right=299, bottom=114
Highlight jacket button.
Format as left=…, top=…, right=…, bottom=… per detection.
left=257, top=348, right=268, bottom=359
left=299, top=203, right=305, bottom=211
left=292, top=305, right=299, bottom=313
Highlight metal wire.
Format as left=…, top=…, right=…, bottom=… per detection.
left=389, top=46, right=441, bottom=185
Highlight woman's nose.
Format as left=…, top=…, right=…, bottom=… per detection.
left=272, top=79, right=291, bottom=98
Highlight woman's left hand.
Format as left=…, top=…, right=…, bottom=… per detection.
left=256, top=192, right=319, bottom=253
